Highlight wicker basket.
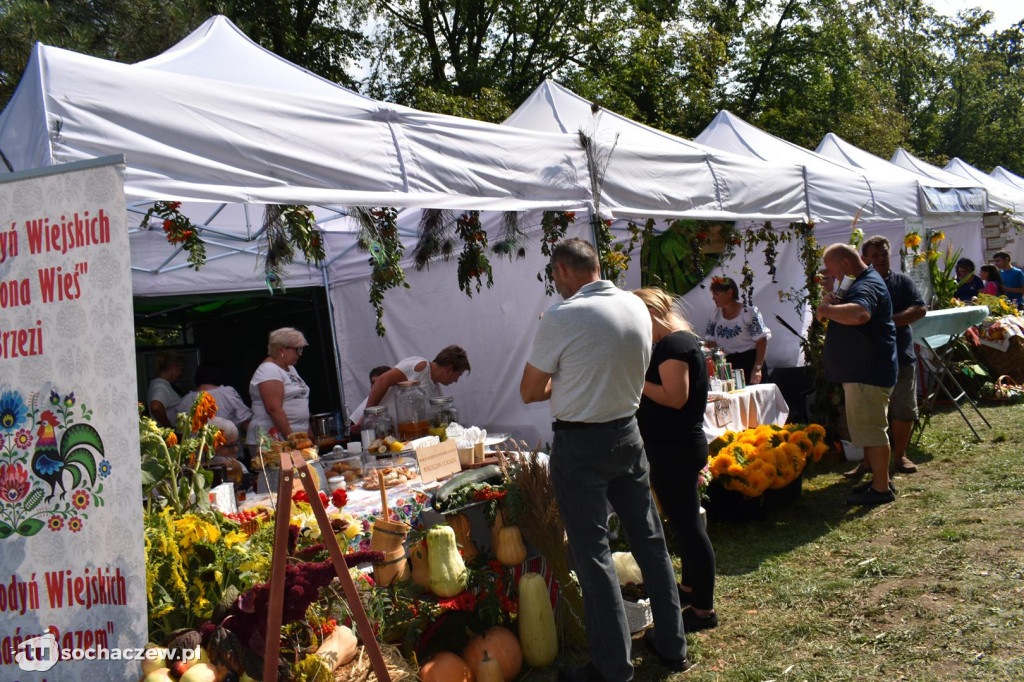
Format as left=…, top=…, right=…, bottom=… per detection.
left=976, top=336, right=1024, bottom=380
left=623, top=598, right=653, bottom=633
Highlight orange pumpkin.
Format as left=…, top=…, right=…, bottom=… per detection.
left=420, top=651, right=474, bottom=682
left=447, top=513, right=479, bottom=561
left=462, top=626, right=522, bottom=682
left=409, top=537, right=431, bottom=589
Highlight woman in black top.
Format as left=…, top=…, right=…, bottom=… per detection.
left=633, top=287, right=718, bottom=632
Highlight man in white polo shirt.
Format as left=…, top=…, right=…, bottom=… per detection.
left=521, top=238, right=688, bottom=682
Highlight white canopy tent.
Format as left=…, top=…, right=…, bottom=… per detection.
left=695, top=110, right=920, bottom=223
left=991, top=166, right=1024, bottom=192
left=944, top=157, right=1024, bottom=214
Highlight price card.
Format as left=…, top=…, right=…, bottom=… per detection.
left=714, top=399, right=733, bottom=428
left=415, top=440, right=461, bottom=484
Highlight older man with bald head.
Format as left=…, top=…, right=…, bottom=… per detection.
left=817, top=243, right=898, bottom=506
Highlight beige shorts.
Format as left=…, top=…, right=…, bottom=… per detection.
left=843, top=382, right=893, bottom=447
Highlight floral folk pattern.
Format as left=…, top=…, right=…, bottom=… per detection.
left=0, top=387, right=108, bottom=538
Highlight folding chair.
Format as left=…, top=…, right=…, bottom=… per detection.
left=911, top=306, right=991, bottom=442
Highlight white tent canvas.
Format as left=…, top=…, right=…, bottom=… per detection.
left=945, top=157, right=1024, bottom=213
left=991, top=166, right=1024, bottom=192
left=695, top=111, right=920, bottom=223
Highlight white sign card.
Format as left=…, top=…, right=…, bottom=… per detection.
left=414, top=440, right=461, bottom=484
left=0, top=158, right=146, bottom=680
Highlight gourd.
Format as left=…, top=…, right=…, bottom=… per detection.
left=490, top=506, right=507, bottom=550
left=476, top=650, right=504, bottom=682
left=427, top=525, right=468, bottom=597
left=419, top=651, right=474, bottom=682
left=409, top=537, right=432, bottom=589
left=447, top=513, right=479, bottom=561
left=517, top=572, right=559, bottom=666
left=494, top=525, right=527, bottom=566
left=462, top=627, right=522, bottom=682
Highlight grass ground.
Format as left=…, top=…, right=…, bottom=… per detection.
left=533, top=401, right=1024, bottom=681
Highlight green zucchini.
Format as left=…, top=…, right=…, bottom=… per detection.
left=432, top=465, right=502, bottom=512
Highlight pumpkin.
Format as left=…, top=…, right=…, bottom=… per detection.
left=490, top=506, right=507, bottom=550
left=476, top=650, right=504, bottom=682
left=447, top=513, right=479, bottom=561
left=427, top=525, right=468, bottom=597
left=420, top=651, right=474, bottom=682
left=517, top=572, right=558, bottom=666
left=409, top=537, right=431, bottom=589
left=462, top=626, right=522, bottom=682
left=494, top=525, right=527, bottom=566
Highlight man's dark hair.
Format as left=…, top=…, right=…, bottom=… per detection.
left=551, top=238, right=599, bottom=273
left=369, top=365, right=391, bottom=382
left=194, top=363, right=224, bottom=386
left=861, top=235, right=890, bottom=256
left=994, top=250, right=1011, bottom=261
left=434, top=345, right=470, bottom=373
left=956, top=257, right=975, bottom=272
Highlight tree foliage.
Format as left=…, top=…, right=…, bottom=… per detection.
left=1, top=0, right=1022, bottom=174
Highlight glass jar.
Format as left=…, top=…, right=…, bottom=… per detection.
left=360, top=406, right=393, bottom=450
left=428, top=396, right=458, bottom=440
left=395, top=381, right=429, bottom=441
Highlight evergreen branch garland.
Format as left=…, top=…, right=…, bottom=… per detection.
left=411, top=208, right=456, bottom=269
left=537, top=211, right=576, bottom=295
left=491, top=211, right=528, bottom=260
left=262, top=204, right=325, bottom=291
left=354, top=207, right=409, bottom=336
left=455, top=210, right=493, bottom=295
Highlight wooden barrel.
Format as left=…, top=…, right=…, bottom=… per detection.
left=369, top=518, right=410, bottom=586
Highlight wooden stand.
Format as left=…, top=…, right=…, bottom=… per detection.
left=264, top=451, right=391, bottom=682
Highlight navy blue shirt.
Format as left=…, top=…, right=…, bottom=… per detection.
left=823, top=266, right=897, bottom=387
left=954, top=274, right=985, bottom=302
left=884, top=270, right=925, bottom=367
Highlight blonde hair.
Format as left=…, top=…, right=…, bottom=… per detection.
left=632, top=287, right=692, bottom=333
left=267, top=327, right=307, bottom=355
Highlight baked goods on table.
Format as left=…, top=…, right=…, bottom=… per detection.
left=361, top=465, right=418, bottom=489
left=251, top=431, right=319, bottom=470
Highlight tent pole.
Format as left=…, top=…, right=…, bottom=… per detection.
left=321, top=266, right=348, bottom=434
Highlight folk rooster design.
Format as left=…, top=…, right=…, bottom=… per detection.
left=31, top=410, right=104, bottom=501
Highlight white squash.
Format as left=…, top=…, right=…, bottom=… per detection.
left=517, top=572, right=558, bottom=666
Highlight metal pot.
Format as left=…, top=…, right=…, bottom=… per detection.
left=310, top=412, right=339, bottom=440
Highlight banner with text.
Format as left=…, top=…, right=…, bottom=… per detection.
left=0, top=158, right=146, bottom=681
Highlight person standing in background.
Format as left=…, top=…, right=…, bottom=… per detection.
left=978, top=264, right=1004, bottom=296
left=993, top=251, right=1024, bottom=305
left=817, top=244, right=898, bottom=506
left=178, top=363, right=252, bottom=444
left=148, top=350, right=184, bottom=428
left=348, top=347, right=470, bottom=426
left=953, top=258, right=985, bottom=302
left=521, top=239, right=687, bottom=681
left=634, top=287, right=717, bottom=633
left=847, top=236, right=926, bottom=479
left=704, top=276, right=771, bottom=384
left=246, top=328, right=311, bottom=459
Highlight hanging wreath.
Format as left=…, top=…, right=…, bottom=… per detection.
left=141, top=201, right=206, bottom=269
left=263, top=204, right=326, bottom=291
left=537, top=211, right=576, bottom=295
left=355, top=207, right=409, bottom=336
left=456, top=211, right=493, bottom=295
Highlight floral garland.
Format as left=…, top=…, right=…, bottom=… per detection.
left=263, top=204, right=326, bottom=291
left=356, top=207, right=409, bottom=336
left=490, top=211, right=528, bottom=261
left=456, top=211, right=494, bottom=295
left=142, top=201, right=206, bottom=269
left=537, top=211, right=576, bottom=295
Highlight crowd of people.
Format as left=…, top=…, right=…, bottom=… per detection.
left=954, top=250, right=1024, bottom=304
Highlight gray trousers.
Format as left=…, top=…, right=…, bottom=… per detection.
left=550, top=416, right=685, bottom=681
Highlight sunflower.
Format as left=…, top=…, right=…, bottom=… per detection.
left=190, top=391, right=218, bottom=433
left=904, top=233, right=922, bottom=249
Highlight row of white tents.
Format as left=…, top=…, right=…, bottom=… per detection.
left=3, top=15, right=1024, bottom=444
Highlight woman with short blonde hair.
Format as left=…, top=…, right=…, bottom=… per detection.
left=246, top=327, right=311, bottom=456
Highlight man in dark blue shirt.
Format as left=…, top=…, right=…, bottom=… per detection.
left=817, top=244, right=898, bottom=506
left=860, top=236, right=927, bottom=475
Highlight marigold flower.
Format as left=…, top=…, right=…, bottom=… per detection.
left=190, top=392, right=218, bottom=432
left=165, top=432, right=178, bottom=447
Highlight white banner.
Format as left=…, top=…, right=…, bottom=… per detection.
left=0, top=158, right=146, bottom=680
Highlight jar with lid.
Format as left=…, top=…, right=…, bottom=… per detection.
left=395, top=381, right=429, bottom=441
left=428, top=396, right=458, bottom=440
left=360, top=406, right=393, bottom=451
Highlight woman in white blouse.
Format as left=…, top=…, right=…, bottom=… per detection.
left=245, top=327, right=311, bottom=458
left=704, top=277, right=771, bottom=384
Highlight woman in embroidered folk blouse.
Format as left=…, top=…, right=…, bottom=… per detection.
left=703, top=277, right=771, bottom=384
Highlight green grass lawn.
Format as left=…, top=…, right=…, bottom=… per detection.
left=536, top=401, right=1024, bottom=681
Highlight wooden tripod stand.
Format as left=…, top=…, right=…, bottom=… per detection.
left=263, top=451, right=391, bottom=681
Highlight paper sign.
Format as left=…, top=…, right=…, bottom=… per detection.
left=1, top=157, right=147, bottom=680
left=415, top=440, right=461, bottom=483
left=987, top=236, right=1006, bottom=249
left=982, top=226, right=1001, bottom=238
left=714, top=400, right=733, bottom=428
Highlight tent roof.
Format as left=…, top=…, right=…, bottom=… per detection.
left=944, top=157, right=1024, bottom=213
left=0, top=39, right=591, bottom=211
left=504, top=80, right=807, bottom=222
left=816, top=133, right=987, bottom=214
left=695, top=110, right=919, bottom=222
left=990, top=166, right=1024, bottom=193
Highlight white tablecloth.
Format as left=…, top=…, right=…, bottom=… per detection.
left=703, top=383, right=790, bottom=442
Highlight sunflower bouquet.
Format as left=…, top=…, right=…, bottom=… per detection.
left=707, top=424, right=828, bottom=498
